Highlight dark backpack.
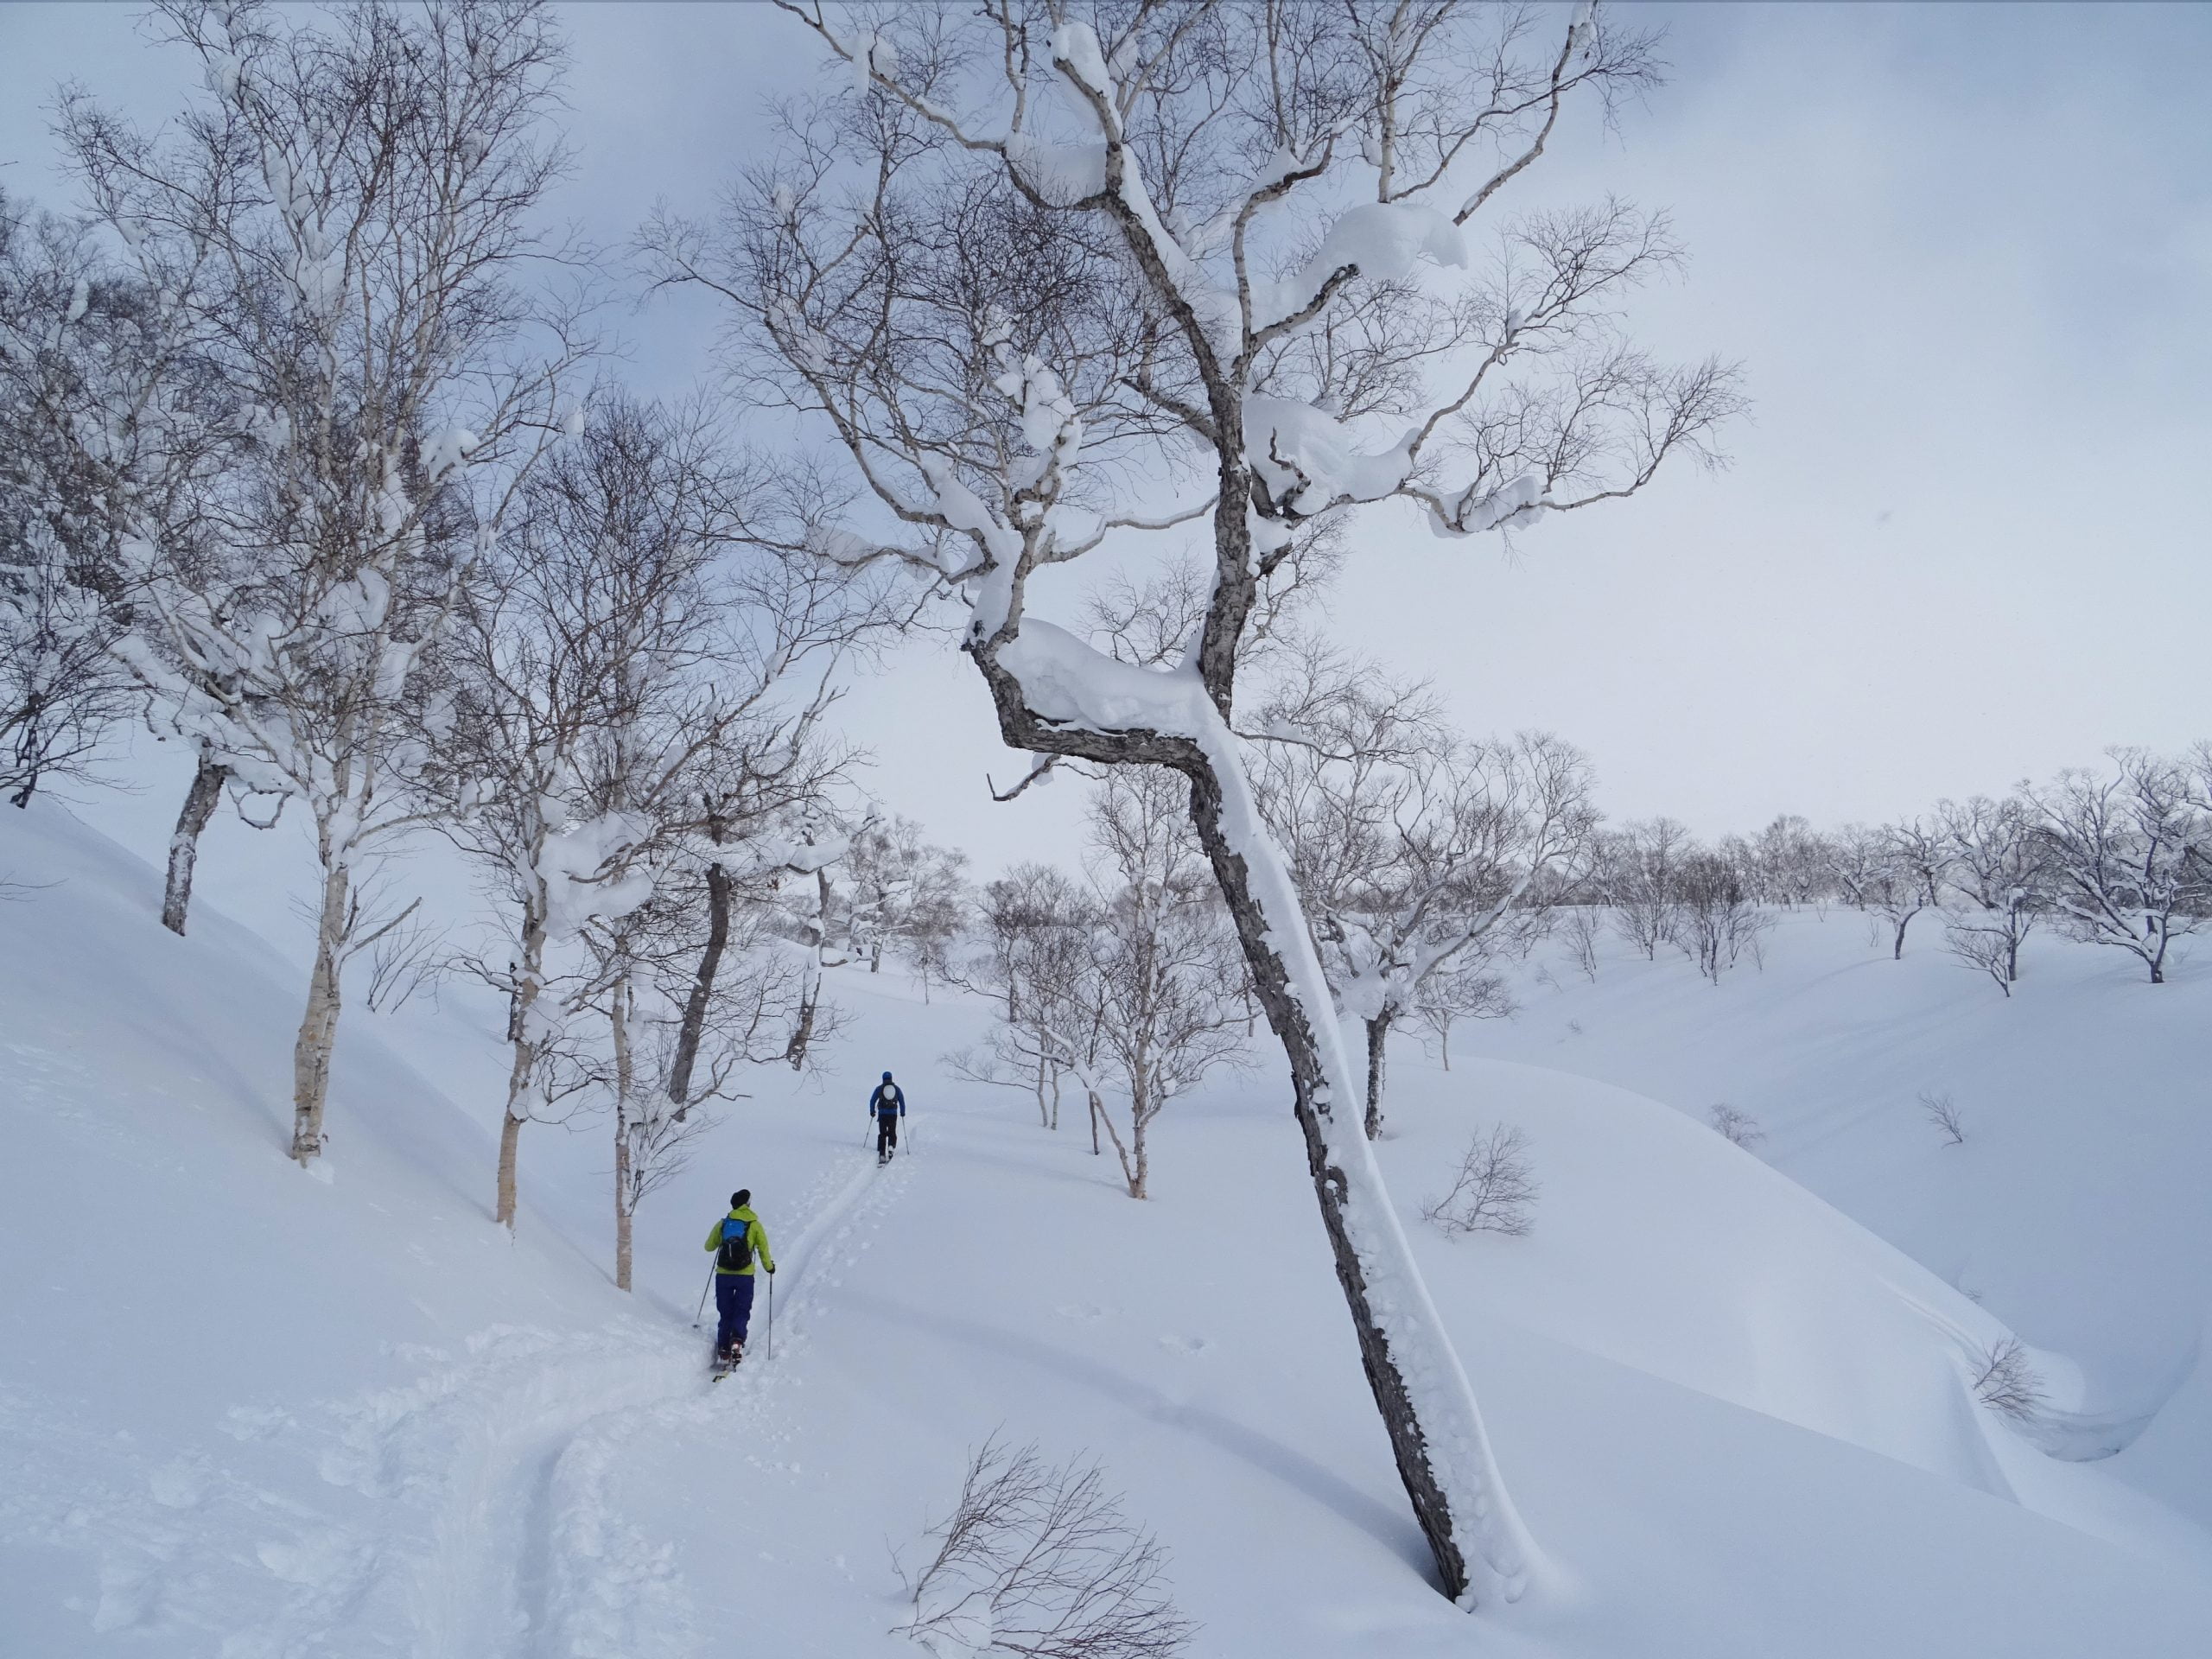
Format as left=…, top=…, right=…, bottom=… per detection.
left=873, top=1084, right=904, bottom=1116
left=715, top=1217, right=754, bottom=1272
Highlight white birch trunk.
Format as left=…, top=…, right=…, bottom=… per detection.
left=611, top=974, right=636, bottom=1293
left=494, top=899, right=548, bottom=1229
left=289, top=861, right=350, bottom=1164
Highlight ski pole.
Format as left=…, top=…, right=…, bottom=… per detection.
left=690, top=1264, right=715, bottom=1329
left=765, top=1271, right=775, bottom=1361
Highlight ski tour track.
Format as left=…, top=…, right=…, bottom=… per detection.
left=429, top=1148, right=912, bottom=1658
left=244, top=1147, right=912, bottom=1659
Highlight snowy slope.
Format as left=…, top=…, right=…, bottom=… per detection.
left=1465, top=910, right=2212, bottom=1526
left=3, top=804, right=2210, bottom=1656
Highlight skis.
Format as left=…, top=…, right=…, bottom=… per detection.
left=710, top=1344, right=743, bottom=1381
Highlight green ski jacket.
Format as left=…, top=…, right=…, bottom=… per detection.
left=704, top=1207, right=774, bottom=1276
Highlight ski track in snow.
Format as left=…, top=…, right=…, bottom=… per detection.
left=0, top=1149, right=912, bottom=1658
left=512, top=1148, right=912, bottom=1659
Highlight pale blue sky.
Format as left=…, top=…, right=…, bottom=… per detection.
left=3, top=3, right=2207, bottom=876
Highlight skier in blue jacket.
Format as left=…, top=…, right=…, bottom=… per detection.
left=870, top=1071, right=906, bottom=1165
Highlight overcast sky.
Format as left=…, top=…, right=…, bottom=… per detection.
left=3, top=2, right=2207, bottom=880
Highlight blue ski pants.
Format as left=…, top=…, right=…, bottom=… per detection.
left=715, top=1274, right=756, bottom=1354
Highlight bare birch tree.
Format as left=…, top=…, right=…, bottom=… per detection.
left=65, top=0, right=591, bottom=1164
left=650, top=0, right=1738, bottom=1602
left=1255, top=655, right=1593, bottom=1135
left=1080, top=767, right=1248, bottom=1198
left=842, top=812, right=971, bottom=973
left=953, top=861, right=1099, bottom=1132
left=1412, top=961, right=1515, bottom=1071
left=444, top=393, right=873, bottom=1236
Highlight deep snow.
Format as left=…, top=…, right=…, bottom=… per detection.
left=3, top=800, right=2209, bottom=1656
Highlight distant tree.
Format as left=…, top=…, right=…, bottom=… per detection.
left=2024, top=750, right=2206, bottom=985
left=1827, top=823, right=1886, bottom=911
left=1866, top=818, right=1944, bottom=960
left=1614, top=817, right=1694, bottom=960
left=1078, top=769, right=1249, bottom=1199
left=1255, top=654, right=1595, bottom=1135
left=952, top=861, right=1098, bottom=1133
left=1936, top=796, right=2042, bottom=989
left=1750, top=813, right=1834, bottom=909
left=1414, top=963, right=1514, bottom=1072
left=842, top=814, right=970, bottom=977
left=1675, top=847, right=1769, bottom=982
left=1707, top=1103, right=1764, bottom=1150
left=1557, top=903, right=1605, bottom=982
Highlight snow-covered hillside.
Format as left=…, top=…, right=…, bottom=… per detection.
left=3, top=800, right=2210, bottom=1656
left=1471, top=910, right=2212, bottom=1526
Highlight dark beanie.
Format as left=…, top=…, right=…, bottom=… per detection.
left=731, top=1189, right=750, bottom=1208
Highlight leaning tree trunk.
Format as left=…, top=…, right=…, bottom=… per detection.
left=289, top=860, right=350, bottom=1165
left=162, top=746, right=230, bottom=937
left=667, top=859, right=732, bottom=1117
left=1363, top=1013, right=1392, bottom=1140
left=1183, top=757, right=1536, bottom=1608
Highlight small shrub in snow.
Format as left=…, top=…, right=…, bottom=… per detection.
left=1423, top=1123, right=1540, bottom=1237
left=1942, top=906, right=2023, bottom=997
left=1708, top=1103, right=1765, bottom=1150
left=1969, top=1338, right=2046, bottom=1424
left=896, top=1435, right=1195, bottom=1659
left=1919, top=1090, right=1966, bottom=1146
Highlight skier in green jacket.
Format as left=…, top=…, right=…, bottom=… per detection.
left=704, top=1190, right=775, bottom=1369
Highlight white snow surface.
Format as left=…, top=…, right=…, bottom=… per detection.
left=3, top=801, right=2210, bottom=1656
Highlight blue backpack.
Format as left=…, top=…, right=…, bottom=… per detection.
left=716, top=1217, right=754, bottom=1272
